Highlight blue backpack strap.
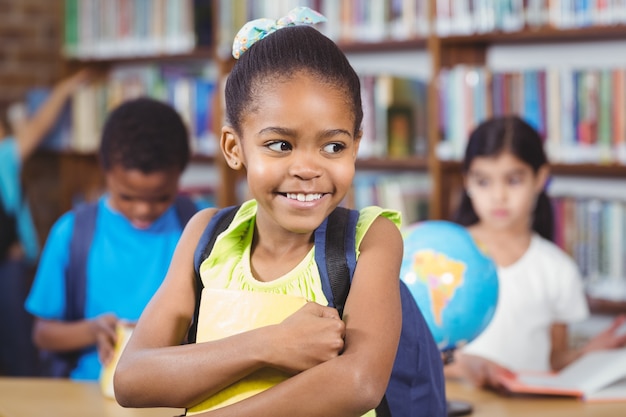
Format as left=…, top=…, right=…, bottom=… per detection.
left=173, top=195, right=198, bottom=227
left=40, top=201, right=98, bottom=377
left=187, top=205, right=240, bottom=343
left=314, top=207, right=393, bottom=417
left=66, top=201, right=98, bottom=321
left=314, top=206, right=358, bottom=318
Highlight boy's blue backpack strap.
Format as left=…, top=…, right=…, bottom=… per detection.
left=66, top=201, right=98, bottom=321
left=173, top=195, right=198, bottom=227
left=314, top=206, right=358, bottom=318
left=188, top=205, right=240, bottom=343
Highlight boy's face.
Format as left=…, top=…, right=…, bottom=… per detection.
left=105, top=165, right=181, bottom=229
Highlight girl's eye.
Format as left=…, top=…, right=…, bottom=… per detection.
left=322, top=142, right=346, bottom=154
left=267, top=141, right=292, bottom=152
left=475, top=178, right=489, bottom=187
left=508, top=175, right=523, bottom=185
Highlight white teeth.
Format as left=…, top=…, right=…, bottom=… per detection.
left=286, top=193, right=322, bottom=202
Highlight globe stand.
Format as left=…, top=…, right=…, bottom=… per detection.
left=443, top=349, right=474, bottom=417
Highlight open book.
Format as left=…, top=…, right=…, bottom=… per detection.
left=186, top=288, right=308, bottom=415
left=497, top=347, right=626, bottom=402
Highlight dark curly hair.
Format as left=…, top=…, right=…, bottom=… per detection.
left=99, top=97, right=190, bottom=173
left=225, top=25, right=362, bottom=137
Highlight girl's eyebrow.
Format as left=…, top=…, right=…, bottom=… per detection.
left=258, top=126, right=352, bottom=139
left=468, top=167, right=527, bottom=177
left=319, top=128, right=352, bottom=139
left=258, top=126, right=297, bottom=137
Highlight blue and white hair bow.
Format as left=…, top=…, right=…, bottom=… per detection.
left=232, top=6, right=327, bottom=59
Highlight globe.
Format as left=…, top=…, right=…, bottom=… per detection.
left=400, top=220, right=498, bottom=353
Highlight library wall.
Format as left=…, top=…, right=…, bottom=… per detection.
left=0, top=0, right=65, bottom=244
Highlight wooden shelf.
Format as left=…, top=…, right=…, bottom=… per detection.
left=338, top=38, right=427, bottom=53
left=550, top=163, right=626, bottom=178
left=65, top=47, right=216, bottom=66
left=356, top=156, right=428, bottom=171
left=439, top=25, right=626, bottom=46
left=437, top=160, right=626, bottom=178
left=191, top=154, right=216, bottom=163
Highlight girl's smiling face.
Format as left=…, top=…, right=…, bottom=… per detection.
left=222, top=72, right=360, bottom=236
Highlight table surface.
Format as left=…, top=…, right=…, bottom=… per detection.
left=0, top=377, right=182, bottom=417
left=447, top=379, right=626, bottom=417
left=0, top=377, right=624, bottom=417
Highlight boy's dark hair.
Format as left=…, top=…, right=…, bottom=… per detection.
left=225, top=25, right=363, bottom=137
left=453, top=115, right=554, bottom=241
left=99, top=97, right=190, bottom=173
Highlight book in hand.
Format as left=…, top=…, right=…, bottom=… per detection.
left=186, top=288, right=308, bottom=415
left=100, top=322, right=135, bottom=399
left=497, top=347, right=626, bottom=402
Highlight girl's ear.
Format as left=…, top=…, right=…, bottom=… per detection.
left=535, top=164, right=550, bottom=193
left=352, top=130, right=363, bottom=160
left=220, top=126, right=244, bottom=170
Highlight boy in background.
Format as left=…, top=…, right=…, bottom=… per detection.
left=25, top=97, right=199, bottom=380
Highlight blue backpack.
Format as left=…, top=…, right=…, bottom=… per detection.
left=190, top=205, right=446, bottom=417
left=40, top=195, right=198, bottom=378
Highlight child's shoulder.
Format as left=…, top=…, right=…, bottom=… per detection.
left=530, top=234, right=579, bottom=270
left=186, top=206, right=221, bottom=228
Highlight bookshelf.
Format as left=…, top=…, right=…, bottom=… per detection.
left=51, top=1, right=626, bottom=309
left=426, top=1, right=626, bottom=311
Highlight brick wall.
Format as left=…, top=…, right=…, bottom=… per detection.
left=0, top=0, right=65, bottom=244
left=0, top=0, right=63, bottom=111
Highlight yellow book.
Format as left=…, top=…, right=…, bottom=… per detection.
left=186, top=288, right=308, bottom=415
left=100, top=322, right=135, bottom=399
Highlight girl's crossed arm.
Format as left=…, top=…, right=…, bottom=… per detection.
left=114, top=212, right=403, bottom=417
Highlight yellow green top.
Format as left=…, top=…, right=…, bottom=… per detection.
left=199, top=199, right=401, bottom=304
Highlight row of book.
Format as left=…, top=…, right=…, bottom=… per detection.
left=351, top=171, right=431, bottom=226
left=214, top=0, right=430, bottom=53
left=553, top=196, right=626, bottom=301
left=63, top=0, right=626, bottom=60
left=359, top=74, right=429, bottom=159
left=437, top=65, right=626, bottom=163
left=436, top=0, right=626, bottom=36
left=29, top=63, right=218, bottom=155
left=63, top=0, right=213, bottom=58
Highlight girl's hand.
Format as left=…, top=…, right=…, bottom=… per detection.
left=454, top=352, right=515, bottom=390
left=270, top=302, right=345, bottom=374
left=582, top=315, right=626, bottom=353
left=90, top=313, right=118, bottom=366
